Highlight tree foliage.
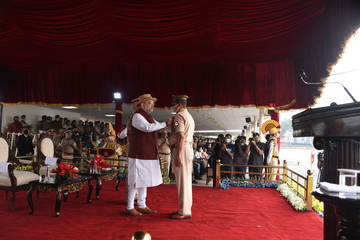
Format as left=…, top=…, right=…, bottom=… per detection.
left=280, top=118, right=292, bottom=136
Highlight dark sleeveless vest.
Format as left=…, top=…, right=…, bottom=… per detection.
left=128, top=109, right=159, bottom=160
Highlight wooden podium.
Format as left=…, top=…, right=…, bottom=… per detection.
left=292, top=102, right=360, bottom=240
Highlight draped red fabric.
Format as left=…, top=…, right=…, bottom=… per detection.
left=114, top=99, right=123, bottom=133
left=0, top=0, right=359, bottom=109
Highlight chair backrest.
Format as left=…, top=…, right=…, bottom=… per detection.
left=0, top=136, right=9, bottom=163
left=37, top=134, right=55, bottom=165
left=41, top=138, right=54, bottom=158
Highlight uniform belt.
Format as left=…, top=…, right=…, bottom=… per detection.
left=272, top=156, right=279, bottom=159
left=170, top=142, right=192, bottom=149
left=159, top=152, right=171, bottom=155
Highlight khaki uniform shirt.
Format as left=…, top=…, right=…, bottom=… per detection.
left=169, top=108, right=195, bottom=150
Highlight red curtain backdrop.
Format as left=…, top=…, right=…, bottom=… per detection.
left=0, top=0, right=359, bottom=109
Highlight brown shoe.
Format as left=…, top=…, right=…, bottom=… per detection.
left=124, top=208, right=142, bottom=216
left=170, top=214, right=192, bottom=220
left=170, top=210, right=179, bottom=215
left=138, top=207, right=156, bottom=214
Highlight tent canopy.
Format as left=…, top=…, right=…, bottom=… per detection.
left=0, top=0, right=359, bottom=110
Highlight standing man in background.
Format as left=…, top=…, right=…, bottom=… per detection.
left=169, top=95, right=195, bottom=220
left=233, top=136, right=248, bottom=179
left=16, top=128, right=34, bottom=158
left=61, top=130, right=81, bottom=162
left=158, top=130, right=171, bottom=177
left=246, top=133, right=265, bottom=180
left=261, top=120, right=281, bottom=181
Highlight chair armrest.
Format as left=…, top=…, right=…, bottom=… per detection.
left=31, top=161, right=40, bottom=175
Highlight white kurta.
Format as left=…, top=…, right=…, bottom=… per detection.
left=127, top=113, right=164, bottom=188
left=119, top=127, right=127, bottom=139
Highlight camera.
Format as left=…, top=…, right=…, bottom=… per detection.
left=249, top=138, right=254, bottom=142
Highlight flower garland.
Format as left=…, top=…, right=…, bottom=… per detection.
left=51, top=162, right=79, bottom=178
left=219, top=179, right=279, bottom=190
left=277, top=183, right=306, bottom=211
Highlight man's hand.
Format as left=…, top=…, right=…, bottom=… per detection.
left=166, top=117, right=173, bottom=126
left=176, top=156, right=182, bottom=167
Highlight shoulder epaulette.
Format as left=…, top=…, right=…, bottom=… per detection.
left=177, top=114, right=186, bottom=123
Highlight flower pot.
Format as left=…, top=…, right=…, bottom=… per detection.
left=55, top=175, right=69, bottom=183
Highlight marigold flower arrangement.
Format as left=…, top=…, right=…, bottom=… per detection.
left=89, top=155, right=111, bottom=170
left=51, top=162, right=79, bottom=178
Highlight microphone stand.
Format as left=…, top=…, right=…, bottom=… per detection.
left=299, top=69, right=357, bottom=102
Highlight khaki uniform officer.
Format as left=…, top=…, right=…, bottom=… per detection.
left=169, top=95, right=195, bottom=220
left=158, top=130, right=171, bottom=177
left=61, top=130, right=81, bottom=161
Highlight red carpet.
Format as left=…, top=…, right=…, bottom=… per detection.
left=0, top=181, right=323, bottom=240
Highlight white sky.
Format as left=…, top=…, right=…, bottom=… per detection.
left=281, top=29, right=360, bottom=121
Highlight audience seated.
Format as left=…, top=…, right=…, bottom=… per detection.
left=193, top=147, right=206, bottom=180
left=9, top=116, right=22, bottom=133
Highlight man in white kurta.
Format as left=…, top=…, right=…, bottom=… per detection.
left=125, top=94, right=173, bottom=216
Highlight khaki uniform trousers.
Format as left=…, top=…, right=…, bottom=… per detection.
left=269, top=158, right=279, bottom=181
left=172, top=145, right=193, bottom=215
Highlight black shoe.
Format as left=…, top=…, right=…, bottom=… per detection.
left=192, top=180, right=198, bottom=183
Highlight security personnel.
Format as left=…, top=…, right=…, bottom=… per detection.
left=262, top=120, right=281, bottom=181
left=169, top=95, right=195, bottom=220
left=158, top=130, right=171, bottom=177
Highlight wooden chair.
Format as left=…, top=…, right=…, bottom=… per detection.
left=206, top=167, right=213, bottom=185
left=0, top=134, right=39, bottom=209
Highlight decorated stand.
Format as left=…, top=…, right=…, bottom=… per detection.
left=292, top=102, right=360, bottom=240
